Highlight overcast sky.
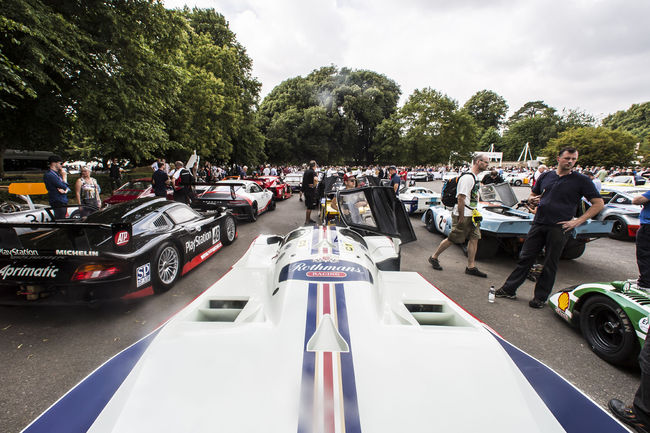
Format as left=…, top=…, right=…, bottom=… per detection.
left=165, top=0, right=650, bottom=119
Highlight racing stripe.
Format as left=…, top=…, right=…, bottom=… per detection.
left=490, top=331, right=628, bottom=433
left=311, top=227, right=320, bottom=255
left=335, top=282, right=361, bottom=432
left=22, top=329, right=161, bottom=433
left=330, top=227, right=339, bottom=256
left=181, top=242, right=223, bottom=275
left=298, top=283, right=361, bottom=433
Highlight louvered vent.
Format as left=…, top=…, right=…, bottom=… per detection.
left=153, top=215, right=168, bottom=228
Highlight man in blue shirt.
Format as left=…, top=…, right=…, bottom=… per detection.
left=43, top=154, right=69, bottom=219
left=388, top=166, right=400, bottom=196
left=495, top=147, right=604, bottom=308
left=609, top=190, right=650, bottom=433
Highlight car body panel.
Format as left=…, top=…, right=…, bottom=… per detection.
left=284, top=171, right=304, bottom=191
left=252, top=175, right=292, bottom=200
left=596, top=187, right=649, bottom=239
left=105, top=178, right=173, bottom=204
left=22, top=225, right=627, bottom=432
left=193, top=180, right=274, bottom=219
left=398, top=186, right=440, bottom=214
left=0, top=198, right=235, bottom=304
left=422, top=182, right=614, bottom=258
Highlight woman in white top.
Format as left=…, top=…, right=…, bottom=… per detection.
left=75, top=166, right=101, bottom=216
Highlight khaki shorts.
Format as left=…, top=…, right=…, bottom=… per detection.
left=448, top=214, right=481, bottom=244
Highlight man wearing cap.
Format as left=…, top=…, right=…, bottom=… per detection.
left=389, top=166, right=401, bottom=196
left=43, top=155, right=70, bottom=219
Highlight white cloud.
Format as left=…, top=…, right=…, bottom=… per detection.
left=165, top=0, right=650, bottom=116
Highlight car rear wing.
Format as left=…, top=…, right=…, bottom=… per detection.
left=4, top=183, right=48, bottom=209
left=0, top=221, right=133, bottom=255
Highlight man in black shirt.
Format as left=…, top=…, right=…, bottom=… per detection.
left=302, top=160, right=318, bottom=225
left=152, top=164, right=169, bottom=198
left=481, top=169, right=504, bottom=185
left=109, top=158, right=122, bottom=192
left=495, top=147, right=604, bottom=308
left=388, top=166, right=400, bottom=196
left=172, top=161, right=195, bottom=204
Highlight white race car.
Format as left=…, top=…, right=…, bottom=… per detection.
left=193, top=179, right=275, bottom=221
left=399, top=185, right=440, bottom=214
left=22, top=186, right=628, bottom=433
left=0, top=183, right=79, bottom=224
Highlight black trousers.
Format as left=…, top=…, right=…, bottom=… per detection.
left=50, top=202, right=68, bottom=220
left=637, top=225, right=650, bottom=288
left=501, top=223, right=570, bottom=301
left=634, top=331, right=650, bottom=423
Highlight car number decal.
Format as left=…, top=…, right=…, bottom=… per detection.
left=640, top=317, right=649, bottom=334
left=212, top=225, right=220, bottom=244
left=136, top=263, right=151, bottom=287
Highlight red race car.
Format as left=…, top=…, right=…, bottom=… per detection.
left=248, top=176, right=292, bottom=200
left=105, top=178, right=173, bottom=205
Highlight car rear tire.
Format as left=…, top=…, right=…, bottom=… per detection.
left=424, top=210, right=436, bottom=233
left=221, top=215, right=237, bottom=245
left=248, top=202, right=258, bottom=222
left=580, top=295, right=639, bottom=366
left=607, top=216, right=629, bottom=241
left=560, top=239, right=586, bottom=260
left=153, top=243, right=180, bottom=293
left=475, top=236, right=499, bottom=260
left=269, top=199, right=276, bottom=211
left=514, top=180, right=522, bottom=186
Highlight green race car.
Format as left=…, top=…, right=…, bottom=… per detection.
left=548, top=280, right=649, bottom=367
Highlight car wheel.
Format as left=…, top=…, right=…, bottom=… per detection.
left=248, top=202, right=258, bottom=222
left=580, top=295, right=640, bottom=366
left=475, top=236, right=499, bottom=260
left=560, top=239, right=586, bottom=260
left=221, top=215, right=237, bottom=245
left=153, top=243, right=180, bottom=293
left=607, top=216, right=629, bottom=241
left=424, top=210, right=436, bottom=233
left=269, top=199, right=276, bottom=211
left=514, top=180, right=522, bottom=186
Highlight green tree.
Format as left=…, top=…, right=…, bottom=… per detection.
left=0, top=0, right=92, bottom=173
left=501, top=101, right=561, bottom=160
left=259, top=66, right=400, bottom=164
left=397, top=88, right=478, bottom=165
left=478, top=126, right=502, bottom=151
left=507, top=100, right=556, bottom=125
left=559, top=108, right=596, bottom=130
left=602, top=102, right=650, bottom=146
left=463, top=90, right=508, bottom=134
left=544, top=127, right=636, bottom=167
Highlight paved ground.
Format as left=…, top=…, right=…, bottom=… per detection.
left=0, top=182, right=641, bottom=432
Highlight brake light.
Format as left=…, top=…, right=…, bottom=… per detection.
left=71, top=264, right=120, bottom=281
left=230, top=200, right=247, bottom=205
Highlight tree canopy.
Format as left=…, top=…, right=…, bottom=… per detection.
left=0, top=1, right=262, bottom=170
left=463, top=90, right=508, bottom=134
left=544, top=127, right=636, bottom=167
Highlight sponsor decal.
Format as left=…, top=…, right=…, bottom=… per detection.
left=114, top=231, right=130, bottom=246
left=200, top=242, right=222, bottom=260
left=554, top=307, right=570, bottom=320
left=55, top=250, right=99, bottom=257
left=211, top=226, right=220, bottom=244
left=0, top=264, right=58, bottom=279
left=344, top=243, right=354, bottom=251
left=298, top=240, right=308, bottom=248
left=0, top=248, right=38, bottom=256
left=557, top=292, right=570, bottom=311
left=640, top=317, right=649, bottom=334
left=278, top=259, right=373, bottom=283
left=185, top=231, right=212, bottom=253
left=136, top=263, right=151, bottom=287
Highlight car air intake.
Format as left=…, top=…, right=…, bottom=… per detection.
left=404, top=303, right=470, bottom=327
left=195, top=299, right=249, bottom=322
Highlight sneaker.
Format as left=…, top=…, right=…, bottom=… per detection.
left=495, top=288, right=516, bottom=299
left=428, top=257, right=442, bottom=270
left=529, top=298, right=546, bottom=309
left=299, top=197, right=303, bottom=202
left=608, top=399, right=649, bottom=433
left=465, top=267, right=487, bottom=278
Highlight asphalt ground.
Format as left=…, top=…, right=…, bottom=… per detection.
left=0, top=181, right=640, bottom=432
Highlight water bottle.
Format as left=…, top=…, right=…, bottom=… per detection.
left=488, top=285, right=495, bottom=303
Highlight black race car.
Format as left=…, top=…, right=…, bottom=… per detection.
left=0, top=198, right=237, bottom=304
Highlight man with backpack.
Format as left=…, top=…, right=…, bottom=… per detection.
left=428, top=155, right=490, bottom=277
